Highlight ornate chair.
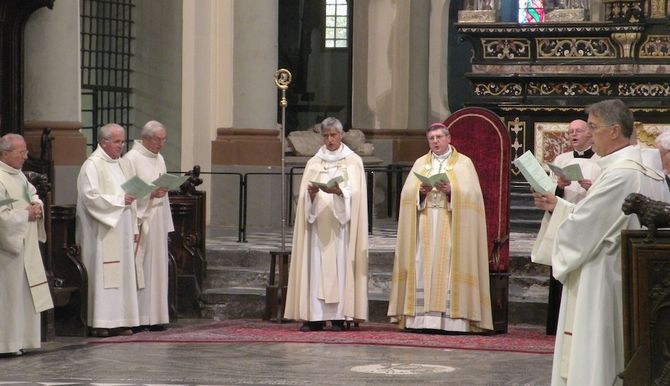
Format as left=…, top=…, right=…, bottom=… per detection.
left=444, top=107, right=511, bottom=333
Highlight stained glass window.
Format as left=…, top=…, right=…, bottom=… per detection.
left=325, top=0, right=348, bottom=48
left=518, top=0, right=544, bottom=23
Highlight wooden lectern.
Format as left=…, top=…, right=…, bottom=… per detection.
left=621, top=229, right=670, bottom=385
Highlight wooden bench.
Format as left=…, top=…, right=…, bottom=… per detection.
left=263, top=250, right=290, bottom=322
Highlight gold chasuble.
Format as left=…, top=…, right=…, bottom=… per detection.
left=388, top=147, right=493, bottom=332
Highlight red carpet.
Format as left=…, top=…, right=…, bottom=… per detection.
left=91, top=320, right=555, bottom=354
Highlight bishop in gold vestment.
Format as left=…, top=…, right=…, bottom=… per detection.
left=388, top=123, right=492, bottom=332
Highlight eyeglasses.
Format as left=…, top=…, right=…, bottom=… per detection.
left=152, top=136, right=167, bottom=144
left=428, top=134, right=448, bottom=141
left=587, top=122, right=613, bottom=131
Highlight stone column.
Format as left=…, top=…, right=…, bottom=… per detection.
left=24, top=1, right=86, bottom=205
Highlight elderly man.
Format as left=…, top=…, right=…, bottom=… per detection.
left=77, top=123, right=139, bottom=337
left=284, top=117, right=368, bottom=332
left=532, top=99, right=670, bottom=386
left=545, top=119, right=602, bottom=335
left=121, top=120, right=174, bottom=331
left=388, top=122, right=493, bottom=333
left=0, top=134, right=53, bottom=356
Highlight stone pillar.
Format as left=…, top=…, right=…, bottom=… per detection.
left=428, top=0, right=450, bottom=122
left=24, top=1, right=86, bottom=205
left=352, top=0, right=437, bottom=162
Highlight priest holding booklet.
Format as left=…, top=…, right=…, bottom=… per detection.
left=121, top=120, right=175, bottom=332
left=544, top=119, right=602, bottom=336
left=284, top=117, right=368, bottom=332
left=77, top=123, right=140, bottom=337
left=388, top=122, right=493, bottom=333
left=531, top=99, right=670, bottom=386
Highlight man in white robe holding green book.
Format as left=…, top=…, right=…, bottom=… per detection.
left=122, top=120, right=175, bottom=331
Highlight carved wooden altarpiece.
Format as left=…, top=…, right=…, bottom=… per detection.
left=453, top=0, right=670, bottom=179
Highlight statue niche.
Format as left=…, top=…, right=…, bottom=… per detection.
left=544, top=0, right=588, bottom=21
left=458, top=0, right=499, bottom=23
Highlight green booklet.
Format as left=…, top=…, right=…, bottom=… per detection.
left=121, top=176, right=155, bottom=199
left=414, top=172, right=449, bottom=187
left=310, top=175, right=344, bottom=189
left=152, top=173, right=189, bottom=190
left=547, top=162, right=584, bottom=181
left=513, top=150, right=557, bottom=195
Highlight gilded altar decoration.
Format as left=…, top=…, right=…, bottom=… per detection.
left=473, top=82, right=523, bottom=96
left=482, top=39, right=531, bottom=60
left=640, top=35, right=670, bottom=58
left=619, top=83, right=670, bottom=98
left=528, top=81, right=611, bottom=96
left=634, top=122, right=670, bottom=147
left=534, top=122, right=570, bottom=169
left=537, top=37, right=616, bottom=59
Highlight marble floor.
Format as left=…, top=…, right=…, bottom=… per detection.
left=0, top=320, right=552, bottom=385
left=0, top=222, right=550, bottom=385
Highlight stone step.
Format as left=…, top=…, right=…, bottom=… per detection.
left=199, top=286, right=549, bottom=325
left=202, top=266, right=393, bottom=294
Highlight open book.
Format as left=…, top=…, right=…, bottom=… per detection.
left=547, top=162, right=584, bottom=181
left=152, top=173, right=189, bottom=191
left=310, top=175, right=344, bottom=190
left=513, top=151, right=557, bottom=195
left=122, top=173, right=190, bottom=199
left=414, top=172, right=449, bottom=187
left=121, top=176, right=156, bottom=199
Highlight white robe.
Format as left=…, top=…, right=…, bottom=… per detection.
left=121, top=141, right=174, bottom=325
left=550, top=150, right=601, bottom=204
left=0, top=161, right=53, bottom=353
left=76, top=147, right=139, bottom=329
left=532, top=146, right=670, bottom=386
left=284, top=143, right=369, bottom=322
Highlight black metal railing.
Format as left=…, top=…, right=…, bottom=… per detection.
left=170, top=164, right=413, bottom=243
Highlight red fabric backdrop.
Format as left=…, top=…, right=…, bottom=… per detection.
left=444, top=107, right=511, bottom=272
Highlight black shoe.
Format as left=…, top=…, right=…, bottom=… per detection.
left=148, top=324, right=167, bottom=332
left=299, top=321, right=324, bottom=332
left=331, top=320, right=345, bottom=331
left=132, top=325, right=149, bottom=334
left=89, top=328, right=110, bottom=338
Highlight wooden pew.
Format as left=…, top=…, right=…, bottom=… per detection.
left=168, top=165, right=206, bottom=317
left=24, top=128, right=88, bottom=337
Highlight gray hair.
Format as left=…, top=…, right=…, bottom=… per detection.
left=320, top=117, right=344, bottom=134
left=98, top=123, right=125, bottom=143
left=141, top=120, right=166, bottom=139
left=585, top=99, right=634, bottom=138
left=0, top=133, right=24, bottom=153
left=427, top=122, right=450, bottom=136
left=655, top=130, right=670, bottom=151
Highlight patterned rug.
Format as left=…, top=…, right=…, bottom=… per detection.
left=91, top=319, right=555, bottom=354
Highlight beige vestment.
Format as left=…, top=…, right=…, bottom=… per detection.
left=388, top=147, right=493, bottom=332
left=284, top=144, right=368, bottom=322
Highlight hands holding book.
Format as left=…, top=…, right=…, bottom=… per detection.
left=532, top=191, right=557, bottom=212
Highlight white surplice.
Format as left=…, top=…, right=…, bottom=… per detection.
left=121, top=140, right=174, bottom=326
left=76, top=147, right=139, bottom=329
left=0, top=161, right=53, bottom=353
left=532, top=146, right=670, bottom=386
